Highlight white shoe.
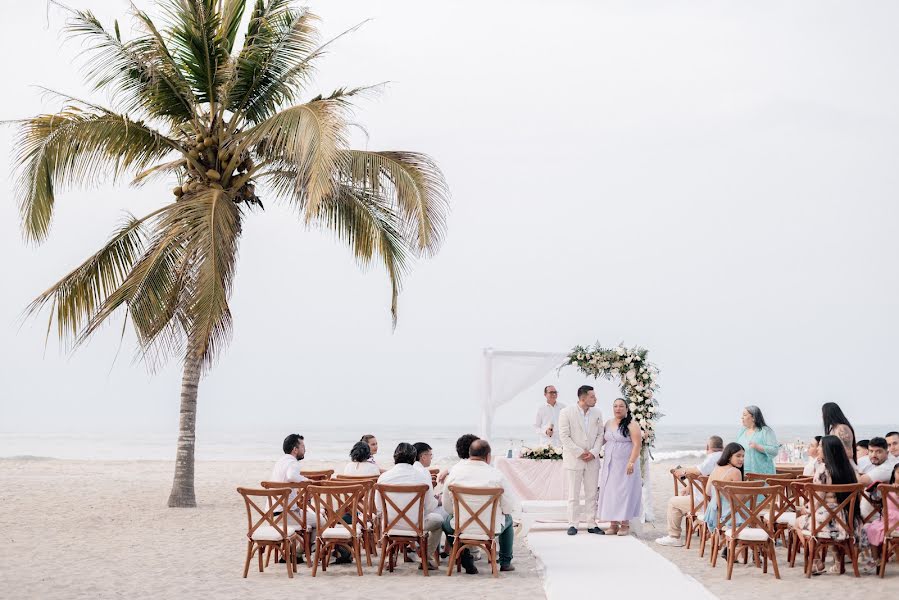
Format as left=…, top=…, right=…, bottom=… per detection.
left=655, top=535, right=684, bottom=547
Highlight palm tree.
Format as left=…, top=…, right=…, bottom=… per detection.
left=9, top=0, right=449, bottom=507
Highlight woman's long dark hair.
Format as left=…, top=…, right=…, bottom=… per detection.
left=717, top=442, right=745, bottom=480
left=822, top=402, right=857, bottom=463
left=615, top=398, right=633, bottom=439
left=891, top=464, right=899, bottom=485
left=744, top=405, right=768, bottom=429
left=820, top=435, right=858, bottom=505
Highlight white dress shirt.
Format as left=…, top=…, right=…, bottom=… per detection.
left=269, top=454, right=308, bottom=510
left=413, top=461, right=429, bottom=477
left=866, top=454, right=899, bottom=482
left=696, top=451, right=722, bottom=476
left=442, top=459, right=520, bottom=520
left=343, top=461, right=381, bottom=476
left=377, top=463, right=437, bottom=514
left=535, top=401, right=566, bottom=445
left=857, top=455, right=872, bottom=473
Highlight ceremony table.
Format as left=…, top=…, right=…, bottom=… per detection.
left=494, top=457, right=567, bottom=501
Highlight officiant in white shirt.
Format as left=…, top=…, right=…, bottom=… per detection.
left=534, top=385, right=565, bottom=445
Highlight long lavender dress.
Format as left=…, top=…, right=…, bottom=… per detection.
left=596, top=421, right=643, bottom=521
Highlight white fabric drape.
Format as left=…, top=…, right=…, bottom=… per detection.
left=479, top=349, right=570, bottom=441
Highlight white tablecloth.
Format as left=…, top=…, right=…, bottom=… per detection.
left=494, top=457, right=567, bottom=500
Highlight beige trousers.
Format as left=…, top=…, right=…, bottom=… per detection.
left=666, top=495, right=692, bottom=538
left=565, top=464, right=600, bottom=528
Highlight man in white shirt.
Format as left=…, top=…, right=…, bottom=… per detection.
left=378, top=443, right=444, bottom=569
left=269, top=434, right=319, bottom=562
left=558, top=385, right=604, bottom=536
left=534, top=385, right=565, bottom=445
left=887, top=431, right=899, bottom=461
left=412, top=442, right=433, bottom=477
left=655, top=436, right=724, bottom=547
left=856, top=440, right=872, bottom=473
left=859, top=437, right=898, bottom=485
left=442, top=440, right=520, bottom=574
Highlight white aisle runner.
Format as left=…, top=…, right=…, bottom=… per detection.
left=526, top=526, right=717, bottom=600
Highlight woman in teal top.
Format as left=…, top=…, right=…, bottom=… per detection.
left=736, top=405, right=779, bottom=474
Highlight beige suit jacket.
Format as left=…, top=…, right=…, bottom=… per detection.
left=558, top=404, right=604, bottom=471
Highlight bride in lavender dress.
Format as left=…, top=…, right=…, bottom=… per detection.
left=595, top=398, right=643, bottom=535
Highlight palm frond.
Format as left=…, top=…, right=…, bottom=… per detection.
left=131, top=158, right=187, bottom=187
left=341, top=150, right=450, bottom=256
left=11, top=107, right=179, bottom=243
left=25, top=215, right=149, bottom=344
left=159, top=0, right=229, bottom=106
left=238, top=95, right=352, bottom=214
left=63, top=6, right=197, bottom=123
left=218, top=0, right=247, bottom=53
left=226, top=2, right=318, bottom=125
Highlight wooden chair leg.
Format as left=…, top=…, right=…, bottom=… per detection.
left=354, top=539, right=364, bottom=576
left=243, top=541, right=254, bottom=578
left=762, top=543, right=768, bottom=573
left=851, top=543, right=860, bottom=577
left=284, top=541, right=294, bottom=578
left=446, top=540, right=460, bottom=576
left=685, top=518, right=694, bottom=550
left=311, top=540, right=321, bottom=577
left=769, top=540, right=780, bottom=579
left=257, top=547, right=264, bottom=572
left=377, top=539, right=388, bottom=575
left=420, top=537, right=430, bottom=576
left=489, top=543, right=499, bottom=577
left=726, top=539, right=737, bottom=580
left=805, top=539, right=816, bottom=578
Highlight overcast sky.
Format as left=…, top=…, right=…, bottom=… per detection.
left=1, top=0, right=897, bottom=438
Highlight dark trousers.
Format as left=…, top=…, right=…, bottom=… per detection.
left=442, top=513, right=514, bottom=565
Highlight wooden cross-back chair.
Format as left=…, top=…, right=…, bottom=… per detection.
left=445, top=485, right=503, bottom=577
left=747, top=472, right=799, bottom=482
left=718, top=485, right=781, bottom=580
left=374, top=483, right=431, bottom=576
left=761, top=477, right=811, bottom=559
left=859, top=486, right=884, bottom=526
left=236, top=487, right=299, bottom=578
left=683, top=474, right=708, bottom=550
left=670, top=468, right=689, bottom=498
left=334, top=475, right=380, bottom=565
left=308, top=483, right=366, bottom=577
left=259, top=480, right=313, bottom=568
left=793, top=482, right=864, bottom=578
left=776, top=465, right=805, bottom=476
left=877, top=484, right=899, bottom=578
left=300, top=469, right=334, bottom=481
left=706, top=480, right=765, bottom=564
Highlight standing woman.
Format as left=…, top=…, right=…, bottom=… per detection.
left=596, top=398, right=643, bottom=536
left=822, top=402, right=857, bottom=464
left=736, top=405, right=779, bottom=475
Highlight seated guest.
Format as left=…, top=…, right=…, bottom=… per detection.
left=793, top=435, right=859, bottom=575
left=702, top=443, right=745, bottom=533
left=655, top=435, right=724, bottom=547
left=442, top=440, right=519, bottom=574
left=413, top=442, right=433, bottom=476
left=863, top=463, right=899, bottom=560
left=377, top=443, right=444, bottom=569
left=269, top=434, right=317, bottom=561
left=887, top=431, right=899, bottom=462
left=344, top=441, right=381, bottom=476
left=857, top=439, right=871, bottom=472
left=436, top=433, right=479, bottom=484
left=803, top=436, right=823, bottom=476
left=361, top=434, right=380, bottom=467
left=859, top=437, right=895, bottom=485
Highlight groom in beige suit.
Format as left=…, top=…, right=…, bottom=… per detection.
left=558, top=385, right=604, bottom=535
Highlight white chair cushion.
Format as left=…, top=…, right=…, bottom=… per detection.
left=458, top=532, right=492, bottom=541
left=762, top=511, right=796, bottom=525
left=724, top=527, right=770, bottom=542
left=251, top=525, right=290, bottom=541
left=386, top=528, right=422, bottom=538
left=321, top=524, right=361, bottom=539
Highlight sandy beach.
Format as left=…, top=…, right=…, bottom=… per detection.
left=2, top=458, right=897, bottom=599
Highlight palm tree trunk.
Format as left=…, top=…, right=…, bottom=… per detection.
left=167, top=351, right=202, bottom=507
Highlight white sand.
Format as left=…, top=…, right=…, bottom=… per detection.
left=0, top=459, right=543, bottom=599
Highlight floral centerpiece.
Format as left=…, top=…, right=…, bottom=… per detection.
left=519, top=444, right=563, bottom=460
left=566, top=343, right=661, bottom=460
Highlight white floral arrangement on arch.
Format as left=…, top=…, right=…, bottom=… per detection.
left=566, top=343, right=661, bottom=451
left=519, top=444, right=563, bottom=460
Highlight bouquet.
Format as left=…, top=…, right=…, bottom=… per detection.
left=520, top=445, right=563, bottom=460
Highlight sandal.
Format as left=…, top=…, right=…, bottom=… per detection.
left=606, top=522, right=619, bottom=535
left=810, top=560, right=825, bottom=576
left=617, top=523, right=630, bottom=536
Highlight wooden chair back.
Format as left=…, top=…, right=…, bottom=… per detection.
left=859, top=486, right=884, bottom=525
left=374, top=483, right=429, bottom=537
left=301, top=469, right=334, bottom=481
left=685, top=473, right=708, bottom=515
left=776, top=465, right=805, bottom=476
left=447, top=485, right=503, bottom=540
left=671, top=468, right=689, bottom=497
left=722, top=485, right=778, bottom=539
left=748, top=472, right=799, bottom=482
left=308, top=484, right=364, bottom=535
left=259, top=480, right=311, bottom=528
left=805, top=483, right=864, bottom=540
left=710, top=480, right=765, bottom=531
left=237, top=487, right=291, bottom=541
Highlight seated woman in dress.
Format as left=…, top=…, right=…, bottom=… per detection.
left=803, top=436, right=822, bottom=476
left=595, top=398, right=643, bottom=536
left=792, top=434, right=859, bottom=575
left=736, top=405, right=778, bottom=475
left=702, top=442, right=745, bottom=532
left=822, top=402, right=857, bottom=465
left=343, top=441, right=381, bottom=476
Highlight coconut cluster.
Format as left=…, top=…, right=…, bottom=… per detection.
left=172, top=131, right=260, bottom=207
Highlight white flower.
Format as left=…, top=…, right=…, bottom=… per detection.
left=600, top=361, right=610, bottom=369
left=648, top=406, right=655, bottom=413
left=616, top=347, right=625, bottom=355
left=626, top=369, right=637, bottom=383
left=577, top=354, right=584, bottom=360
left=642, top=373, right=649, bottom=379
left=610, top=369, right=619, bottom=377
left=629, top=402, right=637, bottom=411
left=635, top=384, right=644, bottom=392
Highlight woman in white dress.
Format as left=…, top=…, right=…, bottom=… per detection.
left=343, top=441, right=381, bottom=476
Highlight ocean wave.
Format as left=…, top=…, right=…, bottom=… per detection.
left=650, top=449, right=706, bottom=462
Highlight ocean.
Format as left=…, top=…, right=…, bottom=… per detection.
left=1, top=424, right=892, bottom=465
